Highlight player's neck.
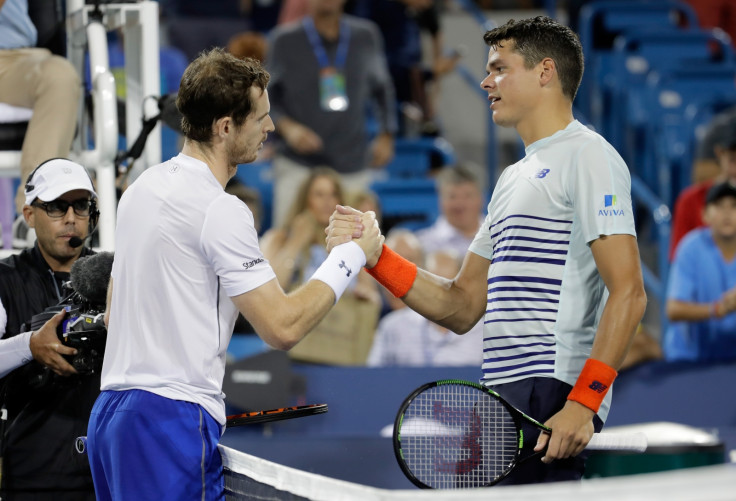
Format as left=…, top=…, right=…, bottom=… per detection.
left=516, top=102, right=574, bottom=148
left=181, top=140, right=230, bottom=188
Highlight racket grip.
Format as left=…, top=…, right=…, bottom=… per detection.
left=586, top=432, right=648, bottom=452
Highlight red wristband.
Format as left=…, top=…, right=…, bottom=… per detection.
left=567, top=358, right=618, bottom=413
left=366, top=244, right=418, bottom=298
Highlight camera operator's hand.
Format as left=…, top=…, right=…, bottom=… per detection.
left=29, top=310, right=78, bottom=376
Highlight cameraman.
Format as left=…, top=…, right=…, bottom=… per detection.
left=0, top=158, right=98, bottom=500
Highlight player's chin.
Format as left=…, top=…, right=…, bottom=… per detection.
left=491, top=113, right=511, bottom=127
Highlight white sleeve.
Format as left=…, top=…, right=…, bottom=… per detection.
left=468, top=209, right=493, bottom=260
left=201, top=195, right=276, bottom=297
left=568, top=138, right=636, bottom=244
left=0, top=331, right=33, bottom=379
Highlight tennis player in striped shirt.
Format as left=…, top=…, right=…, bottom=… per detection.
left=328, top=16, right=647, bottom=484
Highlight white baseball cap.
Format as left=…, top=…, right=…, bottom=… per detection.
left=24, top=158, right=97, bottom=206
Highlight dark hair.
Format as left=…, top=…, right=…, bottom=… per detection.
left=176, top=48, right=270, bottom=143
left=483, top=16, right=584, bottom=101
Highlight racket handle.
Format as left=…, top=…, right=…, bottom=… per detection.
left=586, top=432, right=648, bottom=452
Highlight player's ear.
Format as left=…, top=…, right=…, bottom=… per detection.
left=539, top=58, right=556, bottom=87
left=213, top=116, right=231, bottom=139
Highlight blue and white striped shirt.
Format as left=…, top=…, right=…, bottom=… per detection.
left=469, top=120, right=636, bottom=421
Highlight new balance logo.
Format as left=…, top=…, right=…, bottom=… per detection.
left=339, top=260, right=352, bottom=277
left=589, top=381, right=608, bottom=393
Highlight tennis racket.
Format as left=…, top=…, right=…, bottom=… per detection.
left=393, top=380, right=647, bottom=489
left=226, top=403, right=328, bottom=427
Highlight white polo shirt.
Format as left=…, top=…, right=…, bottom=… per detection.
left=101, top=154, right=276, bottom=425
left=468, top=120, right=636, bottom=421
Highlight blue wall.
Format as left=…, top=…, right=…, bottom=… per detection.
left=219, top=361, right=736, bottom=489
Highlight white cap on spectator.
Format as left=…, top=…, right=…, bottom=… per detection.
left=24, top=158, right=97, bottom=206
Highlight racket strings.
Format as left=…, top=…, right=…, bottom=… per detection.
left=399, top=385, right=518, bottom=489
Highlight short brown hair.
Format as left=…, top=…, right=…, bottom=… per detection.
left=176, top=48, right=270, bottom=143
left=483, top=16, right=584, bottom=101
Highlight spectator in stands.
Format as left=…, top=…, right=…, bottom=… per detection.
left=351, top=0, right=459, bottom=136
left=665, top=181, right=736, bottom=363
left=692, top=106, right=736, bottom=183
left=278, top=0, right=308, bottom=25
left=346, top=188, right=382, bottom=227
left=227, top=31, right=268, bottom=63
left=670, top=135, right=736, bottom=260
left=266, top=0, right=397, bottom=227
left=0, top=0, right=81, bottom=246
left=415, top=164, right=485, bottom=256
left=684, top=0, right=736, bottom=53
left=367, top=249, right=483, bottom=366
left=619, top=324, right=662, bottom=371
left=260, top=167, right=380, bottom=304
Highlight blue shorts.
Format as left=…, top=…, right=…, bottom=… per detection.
left=489, top=377, right=604, bottom=485
left=87, top=389, right=224, bottom=501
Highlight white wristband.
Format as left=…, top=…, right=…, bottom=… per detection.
left=310, top=241, right=366, bottom=304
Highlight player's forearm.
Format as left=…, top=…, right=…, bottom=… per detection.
left=589, top=286, right=647, bottom=369
left=274, top=280, right=335, bottom=350
left=268, top=243, right=307, bottom=289
left=256, top=280, right=335, bottom=351
left=402, top=269, right=484, bottom=334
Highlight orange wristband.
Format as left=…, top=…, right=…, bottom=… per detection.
left=366, top=244, right=418, bottom=298
left=567, top=358, right=618, bottom=413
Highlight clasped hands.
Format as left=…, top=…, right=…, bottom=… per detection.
left=326, top=205, right=384, bottom=267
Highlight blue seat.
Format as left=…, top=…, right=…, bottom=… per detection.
left=634, top=66, right=736, bottom=204
left=604, top=28, right=735, bottom=156
left=576, top=0, right=699, bottom=123
left=370, top=178, right=438, bottom=232
left=382, top=137, right=455, bottom=179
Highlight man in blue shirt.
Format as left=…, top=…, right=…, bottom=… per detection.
left=665, top=181, right=736, bottom=362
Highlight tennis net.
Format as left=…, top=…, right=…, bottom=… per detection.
left=219, top=445, right=736, bottom=501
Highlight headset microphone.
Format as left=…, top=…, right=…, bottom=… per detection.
left=69, top=236, right=84, bottom=248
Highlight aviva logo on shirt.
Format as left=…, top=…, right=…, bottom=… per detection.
left=599, top=194, right=624, bottom=216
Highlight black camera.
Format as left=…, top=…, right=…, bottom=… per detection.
left=59, top=307, right=107, bottom=374
left=29, top=302, right=108, bottom=376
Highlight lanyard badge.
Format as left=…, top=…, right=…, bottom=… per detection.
left=320, top=68, right=348, bottom=111
left=304, top=17, right=350, bottom=112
